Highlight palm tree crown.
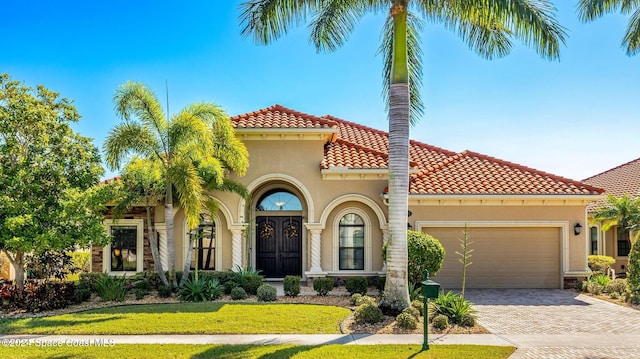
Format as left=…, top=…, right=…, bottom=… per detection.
left=104, top=82, right=248, bottom=285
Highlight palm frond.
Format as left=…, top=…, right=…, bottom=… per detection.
left=168, top=105, right=215, bottom=162
left=168, top=159, right=205, bottom=230
left=196, top=156, right=226, bottom=189
left=623, top=7, right=640, bottom=55
left=103, top=123, right=163, bottom=170
left=309, top=0, right=374, bottom=52
left=211, top=119, right=249, bottom=176
left=113, top=82, right=168, bottom=152
left=379, top=11, right=425, bottom=126
left=213, top=178, right=249, bottom=199
left=239, top=0, right=321, bottom=44
left=578, top=0, right=638, bottom=21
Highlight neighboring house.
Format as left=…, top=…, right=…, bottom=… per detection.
left=92, top=105, right=603, bottom=289
left=583, top=157, right=640, bottom=276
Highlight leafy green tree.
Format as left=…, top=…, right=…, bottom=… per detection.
left=0, top=73, right=111, bottom=289
left=104, top=82, right=249, bottom=286
left=239, top=0, right=565, bottom=312
left=578, top=0, right=640, bottom=55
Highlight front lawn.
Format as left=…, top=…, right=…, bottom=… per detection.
left=0, top=344, right=515, bottom=359
left=0, top=302, right=351, bottom=335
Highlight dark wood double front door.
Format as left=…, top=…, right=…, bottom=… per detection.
left=256, top=216, right=302, bottom=278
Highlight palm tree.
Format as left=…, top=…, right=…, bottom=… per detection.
left=578, top=0, right=640, bottom=55
left=593, top=194, right=640, bottom=256
left=104, top=82, right=249, bottom=286
left=239, top=0, right=565, bottom=312
left=114, top=157, right=169, bottom=286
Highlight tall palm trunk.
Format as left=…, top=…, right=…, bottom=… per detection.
left=165, top=177, right=177, bottom=287
left=380, top=3, right=410, bottom=313
left=146, top=206, right=169, bottom=286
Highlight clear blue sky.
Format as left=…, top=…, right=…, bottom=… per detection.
left=3, top=1, right=638, bottom=181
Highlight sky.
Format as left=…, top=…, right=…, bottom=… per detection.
left=2, top=1, right=638, bottom=182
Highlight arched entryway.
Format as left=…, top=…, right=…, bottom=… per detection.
left=254, top=189, right=303, bottom=278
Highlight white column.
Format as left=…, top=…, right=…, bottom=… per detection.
left=155, top=224, right=169, bottom=271
left=309, top=229, right=323, bottom=273
left=381, top=228, right=389, bottom=273
left=231, top=229, right=243, bottom=269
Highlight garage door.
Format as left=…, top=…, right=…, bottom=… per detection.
left=424, top=227, right=561, bottom=289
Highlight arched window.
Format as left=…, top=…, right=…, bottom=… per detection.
left=339, top=213, right=365, bottom=270
left=256, top=190, right=302, bottom=211
left=189, top=213, right=216, bottom=270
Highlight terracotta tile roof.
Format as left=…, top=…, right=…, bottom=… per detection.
left=410, top=151, right=603, bottom=195
left=231, top=104, right=338, bottom=129
left=231, top=105, right=602, bottom=196
left=99, top=176, right=121, bottom=185
left=582, top=157, right=640, bottom=211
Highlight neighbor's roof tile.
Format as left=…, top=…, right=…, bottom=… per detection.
left=582, top=157, right=640, bottom=211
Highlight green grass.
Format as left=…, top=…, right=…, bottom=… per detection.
left=0, top=344, right=515, bottom=358
left=0, top=302, right=351, bottom=335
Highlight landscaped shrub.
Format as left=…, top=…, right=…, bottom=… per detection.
left=75, top=287, right=92, bottom=304
left=588, top=255, right=616, bottom=275
left=376, top=276, right=386, bottom=291
left=354, top=303, right=384, bottom=324
left=230, top=286, right=247, bottom=300
left=157, top=284, right=173, bottom=298
left=25, top=250, right=79, bottom=281
left=585, top=282, right=603, bottom=295
left=345, top=276, right=368, bottom=295
left=431, top=314, right=449, bottom=330
left=17, top=281, right=77, bottom=312
left=590, top=274, right=611, bottom=286
left=609, top=291, right=621, bottom=299
left=283, top=275, right=301, bottom=297
left=402, top=306, right=421, bottom=319
left=240, top=274, right=264, bottom=295
left=132, top=279, right=152, bottom=291
left=353, top=294, right=376, bottom=307
left=459, top=313, right=476, bottom=327
left=605, top=278, right=627, bottom=294
left=256, top=284, right=277, bottom=302
left=178, top=278, right=223, bottom=302
left=134, top=288, right=148, bottom=300
left=627, top=236, right=640, bottom=303
left=396, top=312, right=417, bottom=329
left=78, top=273, right=105, bottom=293
left=95, top=275, right=127, bottom=301
left=313, top=277, right=335, bottom=296
left=69, top=251, right=91, bottom=273
left=382, top=230, right=445, bottom=285
left=411, top=299, right=424, bottom=314
left=430, top=291, right=476, bottom=325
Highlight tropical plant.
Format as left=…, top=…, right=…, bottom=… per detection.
left=0, top=74, right=112, bottom=289
left=239, top=0, right=566, bottom=313
left=94, top=275, right=128, bottom=302
left=592, top=194, right=640, bottom=257
left=590, top=274, right=611, bottom=286
left=578, top=0, right=640, bottom=56
left=430, top=290, right=477, bottom=325
left=178, top=277, right=223, bottom=302
left=104, top=81, right=249, bottom=287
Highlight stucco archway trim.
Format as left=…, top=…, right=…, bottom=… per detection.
left=319, top=194, right=387, bottom=230
left=238, top=173, right=315, bottom=222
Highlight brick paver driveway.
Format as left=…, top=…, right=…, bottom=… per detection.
left=465, top=289, right=640, bottom=358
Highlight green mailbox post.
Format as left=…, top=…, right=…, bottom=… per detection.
left=421, top=269, right=440, bottom=350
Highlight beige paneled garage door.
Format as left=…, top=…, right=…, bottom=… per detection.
left=425, top=227, right=561, bottom=289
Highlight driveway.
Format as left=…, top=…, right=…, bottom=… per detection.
left=465, top=289, right=640, bottom=358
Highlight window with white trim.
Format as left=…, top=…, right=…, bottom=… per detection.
left=339, top=213, right=365, bottom=270
left=104, top=219, right=144, bottom=273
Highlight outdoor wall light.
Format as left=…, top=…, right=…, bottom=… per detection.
left=574, top=222, right=583, bottom=236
